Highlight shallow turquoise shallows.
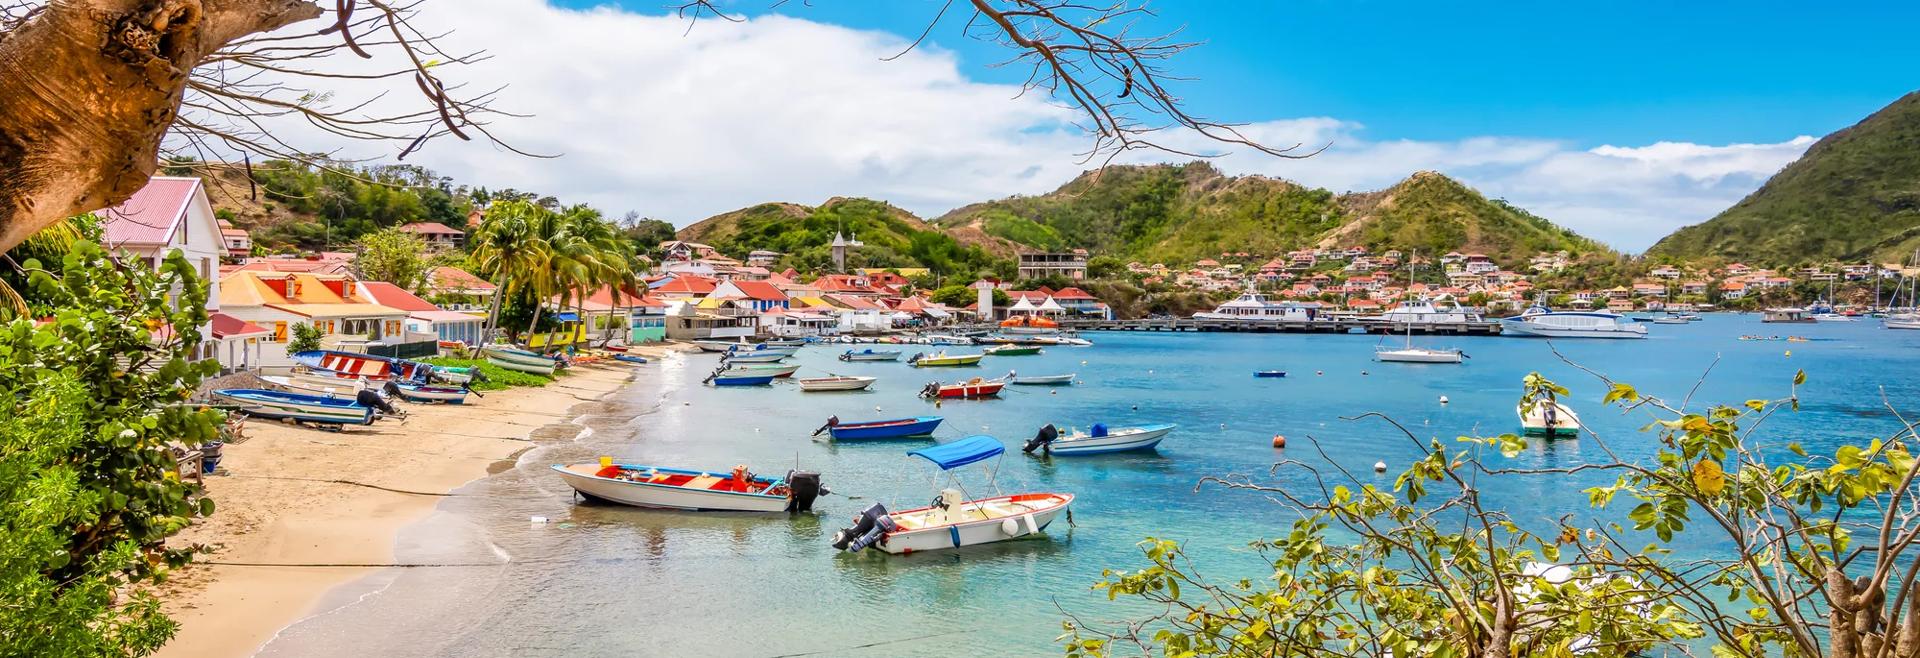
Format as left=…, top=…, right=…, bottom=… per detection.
left=257, top=315, right=1920, bottom=657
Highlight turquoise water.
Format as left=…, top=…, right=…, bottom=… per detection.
left=258, top=316, right=1920, bottom=657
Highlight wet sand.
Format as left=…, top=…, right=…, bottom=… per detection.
left=154, top=347, right=677, bottom=658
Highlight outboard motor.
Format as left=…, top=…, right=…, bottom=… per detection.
left=831, top=503, right=897, bottom=552
left=356, top=387, right=398, bottom=415
left=811, top=416, right=841, bottom=437
left=785, top=470, right=823, bottom=513
left=920, top=382, right=940, bottom=399
left=1023, top=423, right=1059, bottom=454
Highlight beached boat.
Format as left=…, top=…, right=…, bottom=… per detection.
left=292, top=350, right=432, bottom=381
left=259, top=374, right=361, bottom=397
left=798, top=376, right=877, bottom=392
left=212, top=388, right=375, bottom=426
left=984, top=344, right=1043, bottom=356
left=907, top=351, right=984, bottom=367
left=428, top=365, right=478, bottom=384
left=1762, top=308, right=1816, bottom=323
left=715, top=364, right=800, bottom=378
left=552, top=461, right=821, bottom=512
left=613, top=354, right=649, bottom=364
left=1010, top=373, right=1075, bottom=386
left=920, top=375, right=1008, bottom=399
left=483, top=346, right=559, bottom=375
left=1501, top=306, right=1647, bottom=339
left=815, top=415, right=943, bottom=440
left=1518, top=398, right=1582, bottom=438
left=831, top=436, right=1071, bottom=555
left=1022, top=423, right=1175, bottom=455
left=839, top=348, right=903, bottom=362
left=391, top=382, right=469, bottom=404
left=603, top=345, right=630, bottom=353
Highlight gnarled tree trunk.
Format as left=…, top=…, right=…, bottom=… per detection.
left=0, top=0, right=321, bottom=250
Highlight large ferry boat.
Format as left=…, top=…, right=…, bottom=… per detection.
left=1193, top=292, right=1322, bottom=322
left=1376, top=295, right=1483, bottom=324
left=1501, top=305, right=1647, bottom=339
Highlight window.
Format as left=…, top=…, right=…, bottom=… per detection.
left=272, top=321, right=287, bottom=342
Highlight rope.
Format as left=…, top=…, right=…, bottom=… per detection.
left=225, top=474, right=459, bottom=497
left=765, top=628, right=985, bottom=657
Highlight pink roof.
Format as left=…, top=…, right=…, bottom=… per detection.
left=430, top=266, right=495, bottom=291
left=357, top=281, right=440, bottom=312
left=100, top=177, right=201, bottom=245
left=209, top=312, right=270, bottom=339
left=654, top=275, right=718, bottom=295
left=730, top=280, right=789, bottom=302
left=397, top=222, right=464, bottom=236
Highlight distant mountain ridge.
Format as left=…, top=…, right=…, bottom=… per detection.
left=1648, top=90, right=1920, bottom=264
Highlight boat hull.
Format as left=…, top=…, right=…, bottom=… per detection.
left=931, top=382, right=1005, bottom=398
left=551, top=464, right=789, bottom=512
left=1045, top=424, right=1174, bottom=455
left=839, top=350, right=901, bottom=362
left=213, top=389, right=374, bottom=425
left=394, top=383, right=468, bottom=404
left=488, top=355, right=556, bottom=375
left=1518, top=402, right=1582, bottom=437
left=1375, top=348, right=1464, bottom=363
left=828, top=416, right=943, bottom=440
left=1011, top=374, right=1075, bottom=385
left=910, top=354, right=984, bottom=367
left=720, top=352, right=789, bottom=363
left=1501, top=322, right=1647, bottom=339
left=613, top=354, right=649, bottom=364
left=717, top=364, right=800, bottom=378
left=985, top=346, right=1043, bottom=356
left=709, top=375, right=775, bottom=386
left=800, top=376, right=877, bottom=391
left=877, top=493, right=1072, bottom=554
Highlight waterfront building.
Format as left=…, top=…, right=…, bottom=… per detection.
left=356, top=281, right=485, bottom=347
left=1019, top=249, right=1089, bottom=280
left=97, top=176, right=228, bottom=366
left=218, top=271, right=412, bottom=366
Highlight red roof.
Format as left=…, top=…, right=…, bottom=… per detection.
left=209, top=312, right=271, bottom=339
left=814, top=275, right=878, bottom=294
left=356, top=281, right=440, bottom=312
left=397, top=222, right=465, bottom=236
left=430, top=266, right=495, bottom=291
left=1051, top=287, right=1095, bottom=300
left=100, top=177, right=202, bottom=245
left=729, top=280, right=789, bottom=302
left=654, top=274, right=718, bottom=295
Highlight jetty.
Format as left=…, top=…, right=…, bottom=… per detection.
left=1031, top=318, right=1505, bottom=335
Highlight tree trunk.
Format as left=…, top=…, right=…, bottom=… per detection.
left=1832, top=569, right=1861, bottom=658
left=0, top=0, right=322, bottom=251
left=1897, top=578, right=1920, bottom=658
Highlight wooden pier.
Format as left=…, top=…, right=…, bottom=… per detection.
left=1040, top=318, right=1505, bottom=335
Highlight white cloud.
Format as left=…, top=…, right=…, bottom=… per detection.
left=249, top=0, right=1813, bottom=253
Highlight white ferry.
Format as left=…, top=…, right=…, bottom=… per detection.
left=1193, top=292, right=1322, bottom=322
left=1501, top=305, right=1647, bottom=339
left=1376, top=295, right=1483, bottom=324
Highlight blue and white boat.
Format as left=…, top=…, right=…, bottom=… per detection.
left=704, top=367, right=775, bottom=386
left=839, top=348, right=902, bottom=362
left=720, top=351, right=789, bottom=364
left=391, top=382, right=469, bottom=404
left=814, top=415, right=943, bottom=440
left=1022, top=423, right=1175, bottom=455
left=212, top=389, right=375, bottom=425
left=1501, top=306, right=1647, bottom=339
left=291, top=350, right=432, bottom=382
left=613, top=354, right=649, bottom=364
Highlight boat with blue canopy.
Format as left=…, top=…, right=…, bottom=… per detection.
left=814, top=415, right=943, bottom=441
left=830, top=435, right=1072, bottom=555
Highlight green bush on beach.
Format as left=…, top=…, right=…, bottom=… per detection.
left=422, top=357, right=555, bottom=391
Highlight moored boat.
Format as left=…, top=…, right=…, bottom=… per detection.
left=839, top=348, right=902, bottom=362
left=1010, top=373, right=1075, bottom=386
left=907, top=351, right=984, bottom=367
left=920, top=375, right=1008, bottom=399
left=715, top=364, right=800, bottom=378
left=798, top=376, right=877, bottom=392
left=1022, top=423, right=1175, bottom=455
left=1501, top=306, right=1647, bottom=339
left=1254, top=370, right=1287, bottom=378
left=552, top=461, right=821, bottom=512
left=831, top=436, right=1071, bottom=555
left=704, top=367, right=775, bottom=386
left=1518, top=398, right=1582, bottom=438
left=984, top=344, right=1043, bottom=356
left=1193, top=291, right=1322, bottom=322
left=1375, top=346, right=1465, bottom=363
left=212, top=388, right=375, bottom=426
left=814, top=415, right=943, bottom=440
left=1762, top=308, right=1816, bottom=323
left=693, top=338, right=751, bottom=353
left=720, top=350, right=790, bottom=364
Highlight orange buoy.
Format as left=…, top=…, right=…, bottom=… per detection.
left=1272, top=434, right=1287, bottom=448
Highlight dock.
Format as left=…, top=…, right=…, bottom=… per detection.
left=1033, top=318, right=1506, bottom=335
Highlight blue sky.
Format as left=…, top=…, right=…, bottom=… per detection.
left=363, top=1, right=1916, bottom=251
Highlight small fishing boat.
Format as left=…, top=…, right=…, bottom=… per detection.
left=831, top=436, right=1071, bottom=555
left=907, top=351, right=984, bottom=367
left=1517, top=398, right=1582, bottom=438
left=715, top=364, right=800, bottom=378
left=259, top=374, right=360, bottom=397
left=920, top=375, right=1008, bottom=399
left=1010, top=373, right=1075, bottom=386
left=552, top=460, right=821, bottom=513
left=799, top=376, right=877, bottom=392
left=704, top=367, right=775, bottom=386
left=1022, top=423, right=1176, bottom=456
left=693, top=338, right=752, bottom=353
left=292, top=350, right=433, bottom=381
left=212, top=388, right=375, bottom=426
left=603, top=345, right=630, bottom=353
left=815, top=415, right=943, bottom=440
left=428, top=365, right=478, bottom=384
left=484, top=346, right=559, bottom=376
left=613, top=354, right=649, bottom=364
left=1254, top=370, right=1287, bottom=378
left=763, top=338, right=808, bottom=348
left=839, top=348, right=902, bottom=362
left=391, top=382, right=470, bottom=404
left=1375, top=346, right=1465, bottom=363
left=918, top=334, right=975, bottom=346
left=720, top=351, right=789, bottom=364
left=1651, top=317, right=1690, bottom=325
left=984, top=344, right=1043, bottom=356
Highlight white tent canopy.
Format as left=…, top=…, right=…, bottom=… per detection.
left=1036, top=296, right=1066, bottom=313
left=1008, top=297, right=1038, bottom=312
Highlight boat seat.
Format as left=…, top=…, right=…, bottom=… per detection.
left=685, top=475, right=723, bottom=490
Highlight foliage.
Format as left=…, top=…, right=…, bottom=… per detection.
left=1, top=243, right=224, bottom=656
left=418, top=357, right=551, bottom=391
left=469, top=200, right=643, bottom=342
left=1070, top=367, right=1920, bottom=658
left=0, top=214, right=95, bottom=317
left=619, top=215, right=678, bottom=257
left=286, top=322, right=322, bottom=354
left=243, top=160, right=476, bottom=251
left=1350, top=174, right=1608, bottom=264
left=1649, top=91, right=1920, bottom=265
left=681, top=198, right=1007, bottom=279
left=928, top=285, right=1007, bottom=307
left=352, top=227, right=433, bottom=291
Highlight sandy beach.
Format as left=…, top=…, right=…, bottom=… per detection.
left=153, top=349, right=672, bottom=658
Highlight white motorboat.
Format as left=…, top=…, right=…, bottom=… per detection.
left=838, top=348, right=902, bottom=362
left=1761, top=308, right=1815, bottom=323
left=799, top=376, right=877, bottom=392
left=720, top=350, right=791, bottom=364
left=1377, top=295, right=1483, bottom=324
left=830, top=436, right=1072, bottom=555
left=1887, top=313, right=1920, bottom=330
left=1518, top=398, right=1582, bottom=438
left=260, top=374, right=363, bottom=397
left=1022, top=423, right=1175, bottom=455
left=552, top=461, right=821, bottom=513
left=693, top=338, right=753, bottom=353
left=1375, top=346, right=1465, bottom=363
left=1812, top=313, right=1857, bottom=322
left=1193, top=291, right=1322, bottom=322
left=1501, top=306, right=1647, bottom=339
left=1010, top=373, right=1076, bottom=385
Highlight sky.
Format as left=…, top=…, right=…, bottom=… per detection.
left=262, top=1, right=1920, bottom=252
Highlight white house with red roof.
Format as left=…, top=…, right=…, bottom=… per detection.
left=710, top=279, right=790, bottom=312
left=356, top=281, right=484, bottom=347
left=218, top=219, right=251, bottom=260
left=96, top=176, right=238, bottom=366
left=209, top=313, right=272, bottom=372
left=397, top=222, right=465, bottom=250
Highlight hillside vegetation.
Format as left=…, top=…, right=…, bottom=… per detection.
left=677, top=197, right=1007, bottom=278
left=935, top=162, right=1606, bottom=263
left=1647, top=90, right=1920, bottom=265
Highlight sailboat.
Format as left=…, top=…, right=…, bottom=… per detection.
left=1888, top=252, right=1920, bottom=330
left=1375, top=253, right=1465, bottom=364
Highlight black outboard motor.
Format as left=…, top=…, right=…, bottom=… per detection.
left=785, top=470, right=823, bottom=513
left=830, top=503, right=897, bottom=552
left=356, top=387, right=398, bottom=415
left=1023, top=423, right=1059, bottom=455
left=810, top=416, right=841, bottom=437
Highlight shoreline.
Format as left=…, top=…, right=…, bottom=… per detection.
left=152, top=347, right=676, bottom=658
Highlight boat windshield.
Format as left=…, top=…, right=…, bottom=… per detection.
left=908, top=435, right=1005, bottom=470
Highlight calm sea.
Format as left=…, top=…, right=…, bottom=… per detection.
left=256, top=315, right=1920, bottom=657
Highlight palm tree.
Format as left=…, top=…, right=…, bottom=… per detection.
left=1, top=216, right=86, bottom=318
left=469, top=200, right=550, bottom=345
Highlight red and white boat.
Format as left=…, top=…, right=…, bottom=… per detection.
left=919, top=373, right=1009, bottom=399
left=831, top=436, right=1072, bottom=554
left=552, top=461, right=822, bottom=513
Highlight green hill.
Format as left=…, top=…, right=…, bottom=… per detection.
left=1647, top=91, right=1920, bottom=264
left=934, top=162, right=1606, bottom=263
left=677, top=197, right=1005, bottom=277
